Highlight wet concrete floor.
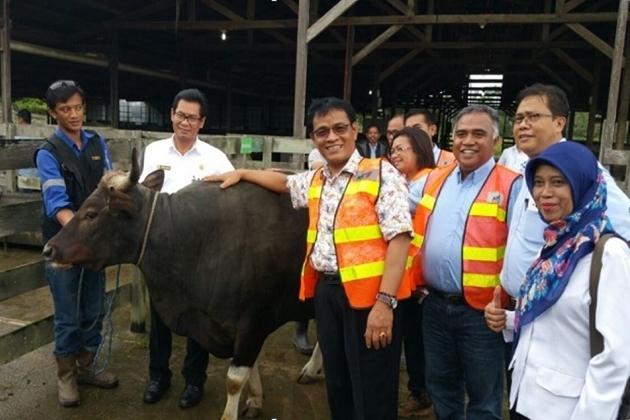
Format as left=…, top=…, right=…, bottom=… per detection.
left=0, top=305, right=433, bottom=420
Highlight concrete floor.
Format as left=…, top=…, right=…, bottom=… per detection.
left=0, top=305, right=434, bottom=420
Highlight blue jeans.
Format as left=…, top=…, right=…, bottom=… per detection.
left=46, top=264, right=106, bottom=357
left=422, top=293, right=503, bottom=420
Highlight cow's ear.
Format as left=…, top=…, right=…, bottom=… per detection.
left=107, top=187, right=138, bottom=217
left=141, top=170, right=165, bottom=192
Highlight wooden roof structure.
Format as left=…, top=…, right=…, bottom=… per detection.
left=0, top=0, right=629, bottom=163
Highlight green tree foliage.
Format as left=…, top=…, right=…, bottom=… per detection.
left=12, top=97, right=47, bottom=115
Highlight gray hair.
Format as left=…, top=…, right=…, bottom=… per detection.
left=452, top=104, right=500, bottom=139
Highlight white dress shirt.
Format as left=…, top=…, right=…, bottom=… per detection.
left=509, top=238, right=630, bottom=420
left=139, top=136, right=234, bottom=193
left=498, top=145, right=528, bottom=173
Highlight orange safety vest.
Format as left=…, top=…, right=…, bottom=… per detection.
left=406, top=167, right=432, bottom=291
left=436, top=149, right=455, bottom=167
left=412, top=162, right=520, bottom=310
left=300, top=158, right=413, bottom=309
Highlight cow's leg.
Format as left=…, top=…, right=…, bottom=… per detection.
left=221, top=365, right=251, bottom=420
left=298, top=341, right=324, bottom=384
left=241, top=360, right=263, bottom=418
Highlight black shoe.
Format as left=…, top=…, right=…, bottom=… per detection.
left=178, top=384, right=203, bottom=409
left=143, top=380, right=170, bottom=404
left=292, top=332, right=314, bottom=355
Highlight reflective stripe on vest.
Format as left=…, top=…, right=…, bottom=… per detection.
left=412, top=163, right=520, bottom=309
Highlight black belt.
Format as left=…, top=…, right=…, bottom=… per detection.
left=428, top=287, right=466, bottom=305
left=319, top=271, right=341, bottom=284
left=507, top=297, right=518, bottom=311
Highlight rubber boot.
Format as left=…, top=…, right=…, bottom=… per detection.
left=76, top=349, right=119, bottom=389
left=292, top=321, right=314, bottom=355
left=56, top=355, right=80, bottom=407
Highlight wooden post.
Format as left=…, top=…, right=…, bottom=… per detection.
left=342, top=22, right=354, bottom=101
left=1, top=0, right=11, bottom=124
left=109, top=30, right=119, bottom=128
left=586, top=57, right=601, bottom=147
left=600, top=0, right=628, bottom=161
left=292, top=0, right=309, bottom=138
left=616, top=31, right=630, bottom=149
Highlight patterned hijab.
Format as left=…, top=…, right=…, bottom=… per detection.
left=514, top=141, right=613, bottom=338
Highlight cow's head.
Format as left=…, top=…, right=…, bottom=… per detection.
left=43, top=148, right=165, bottom=271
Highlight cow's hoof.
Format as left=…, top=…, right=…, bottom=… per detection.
left=240, top=406, right=261, bottom=418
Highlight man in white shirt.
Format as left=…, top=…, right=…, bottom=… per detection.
left=485, top=83, right=630, bottom=419
left=497, top=144, right=528, bottom=174
left=139, top=88, right=234, bottom=409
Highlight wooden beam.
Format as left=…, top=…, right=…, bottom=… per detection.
left=543, top=0, right=551, bottom=41
left=343, top=23, right=354, bottom=100
left=307, top=0, right=357, bottom=43
left=586, top=57, right=601, bottom=146
left=352, top=25, right=402, bottom=66
left=566, top=23, right=615, bottom=59
left=550, top=0, right=609, bottom=41
left=600, top=0, right=628, bottom=160
left=551, top=48, right=593, bottom=82
left=368, top=0, right=425, bottom=42
left=122, top=13, right=628, bottom=31
left=538, top=63, right=573, bottom=92
left=377, top=48, right=422, bottom=83
left=109, top=30, right=119, bottom=128
left=293, top=0, right=309, bottom=138
left=1, top=0, right=10, bottom=124
left=615, top=49, right=630, bottom=149
left=246, top=0, right=255, bottom=45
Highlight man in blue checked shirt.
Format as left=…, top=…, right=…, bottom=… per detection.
left=34, top=80, right=118, bottom=407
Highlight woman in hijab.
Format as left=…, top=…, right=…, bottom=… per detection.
left=509, top=141, right=630, bottom=419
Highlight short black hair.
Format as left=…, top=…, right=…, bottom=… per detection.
left=516, top=83, right=570, bottom=118
left=45, top=80, right=85, bottom=109
left=404, top=108, right=437, bottom=126
left=172, top=88, right=208, bottom=118
left=392, top=127, right=435, bottom=171
left=17, top=109, right=31, bottom=124
left=366, top=122, right=380, bottom=132
left=306, top=97, right=356, bottom=135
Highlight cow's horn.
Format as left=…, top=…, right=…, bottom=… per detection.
left=128, top=148, right=140, bottom=188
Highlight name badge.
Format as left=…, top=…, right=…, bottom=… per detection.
left=157, top=164, right=171, bottom=171
left=486, top=191, right=502, bottom=204
left=91, top=155, right=101, bottom=161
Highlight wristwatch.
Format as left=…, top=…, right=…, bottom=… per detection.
left=376, top=291, right=398, bottom=309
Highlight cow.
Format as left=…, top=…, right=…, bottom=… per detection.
left=43, top=149, right=321, bottom=420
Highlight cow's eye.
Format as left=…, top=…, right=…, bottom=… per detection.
left=85, top=210, right=98, bottom=220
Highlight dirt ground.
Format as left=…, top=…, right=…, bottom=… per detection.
left=0, top=305, right=434, bottom=420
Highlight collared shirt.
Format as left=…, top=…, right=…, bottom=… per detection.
left=369, top=142, right=378, bottom=159
left=409, top=158, right=522, bottom=294
left=286, top=150, right=412, bottom=273
left=139, top=136, right=234, bottom=194
left=497, top=145, right=528, bottom=173
left=500, top=139, right=630, bottom=298
left=36, top=127, right=112, bottom=218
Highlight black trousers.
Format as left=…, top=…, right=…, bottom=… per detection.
left=400, top=296, right=427, bottom=398
left=148, top=303, right=209, bottom=387
left=314, top=277, right=402, bottom=420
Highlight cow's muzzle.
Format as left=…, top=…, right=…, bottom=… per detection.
left=42, top=243, right=72, bottom=269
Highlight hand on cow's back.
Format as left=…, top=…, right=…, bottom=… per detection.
left=204, top=168, right=290, bottom=194
left=203, top=169, right=243, bottom=189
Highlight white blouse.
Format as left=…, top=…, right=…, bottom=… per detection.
left=509, top=237, right=630, bottom=420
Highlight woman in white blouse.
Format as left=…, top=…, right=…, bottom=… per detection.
left=506, top=141, right=630, bottom=420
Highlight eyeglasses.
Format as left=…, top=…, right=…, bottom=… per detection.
left=173, top=111, right=203, bottom=124
left=48, top=80, right=77, bottom=91
left=56, top=104, right=84, bottom=114
left=312, top=123, right=350, bottom=141
left=389, top=145, right=413, bottom=156
left=512, top=112, right=553, bottom=125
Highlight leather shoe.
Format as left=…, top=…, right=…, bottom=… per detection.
left=178, top=384, right=203, bottom=409
left=143, top=380, right=170, bottom=404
